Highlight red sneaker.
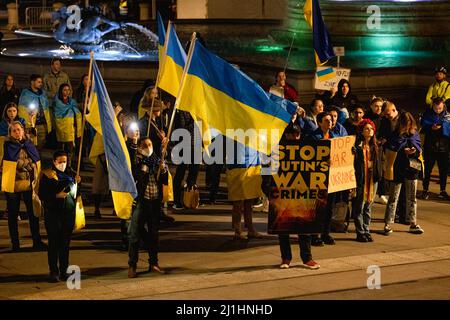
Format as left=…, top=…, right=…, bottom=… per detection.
left=303, top=260, right=320, bottom=270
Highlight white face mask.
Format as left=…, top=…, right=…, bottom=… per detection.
left=55, top=162, right=67, bottom=172
left=141, top=147, right=153, bottom=158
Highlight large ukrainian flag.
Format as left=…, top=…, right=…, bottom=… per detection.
left=86, top=60, right=137, bottom=219
left=157, top=11, right=166, bottom=63
left=158, top=22, right=186, bottom=97
left=304, top=0, right=335, bottom=66
left=177, top=40, right=297, bottom=155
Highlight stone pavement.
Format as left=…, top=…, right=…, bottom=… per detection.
left=0, top=174, right=449, bottom=300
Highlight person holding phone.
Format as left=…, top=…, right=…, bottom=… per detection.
left=38, top=150, right=81, bottom=282
left=383, top=112, right=424, bottom=236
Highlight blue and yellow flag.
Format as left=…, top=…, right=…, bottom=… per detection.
left=178, top=41, right=297, bottom=155
left=86, top=60, right=137, bottom=219
left=304, top=0, right=335, bottom=66
left=157, top=11, right=166, bottom=63
left=158, top=22, right=186, bottom=97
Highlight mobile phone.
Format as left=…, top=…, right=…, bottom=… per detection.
left=63, top=185, right=71, bottom=193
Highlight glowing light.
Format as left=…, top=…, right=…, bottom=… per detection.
left=29, top=103, right=37, bottom=111
left=18, top=53, right=30, bottom=57
left=256, top=45, right=284, bottom=53
left=129, top=122, right=139, bottom=132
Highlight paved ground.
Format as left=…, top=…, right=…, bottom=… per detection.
left=0, top=170, right=449, bottom=300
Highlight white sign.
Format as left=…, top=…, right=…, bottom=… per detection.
left=333, top=46, right=345, bottom=57
left=314, top=67, right=351, bottom=91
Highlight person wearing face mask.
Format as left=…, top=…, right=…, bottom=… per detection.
left=1, top=121, right=44, bottom=252
left=128, top=137, right=167, bottom=278
left=38, top=150, right=81, bottom=282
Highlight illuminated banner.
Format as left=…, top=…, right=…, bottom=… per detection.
left=267, top=139, right=330, bottom=234
left=328, top=136, right=357, bottom=193
left=267, top=136, right=356, bottom=234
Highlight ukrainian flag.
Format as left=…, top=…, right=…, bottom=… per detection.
left=316, top=67, right=335, bottom=82
left=157, top=11, right=166, bottom=63
left=86, top=60, right=137, bottom=219
left=177, top=40, right=297, bottom=155
left=304, top=0, right=335, bottom=66
left=158, top=22, right=186, bottom=98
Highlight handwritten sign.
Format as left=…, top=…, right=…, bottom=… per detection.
left=327, top=136, right=356, bottom=193
left=314, top=67, right=351, bottom=91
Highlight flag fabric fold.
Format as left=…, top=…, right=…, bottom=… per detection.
left=158, top=22, right=187, bottom=97
left=304, top=0, right=335, bottom=66
left=86, top=60, right=137, bottom=219
left=157, top=11, right=166, bottom=63
left=177, top=40, right=297, bottom=155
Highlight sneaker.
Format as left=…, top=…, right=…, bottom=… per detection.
left=356, top=234, right=368, bottom=243
left=149, top=265, right=165, bottom=274
left=365, top=234, right=374, bottom=242
left=172, top=203, right=184, bottom=211
left=233, top=232, right=246, bottom=241
left=128, top=266, right=137, bottom=278
left=280, top=259, right=291, bottom=269
left=247, top=231, right=263, bottom=239
left=252, top=198, right=264, bottom=208
left=383, top=225, right=393, bottom=235
left=48, top=272, right=59, bottom=283
left=409, top=224, right=424, bottom=234
left=311, top=237, right=324, bottom=247
left=438, top=191, right=449, bottom=200
left=374, top=195, right=388, bottom=205
left=322, top=235, right=336, bottom=245
left=303, top=260, right=320, bottom=270
left=33, top=241, right=47, bottom=251
left=160, top=213, right=175, bottom=222
left=422, top=190, right=430, bottom=200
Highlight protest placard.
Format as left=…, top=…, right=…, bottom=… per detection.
left=267, top=140, right=330, bottom=234
left=327, top=135, right=357, bottom=193
left=314, top=67, right=351, bottom=91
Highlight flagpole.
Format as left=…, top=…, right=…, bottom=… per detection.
left=283, top=32, right=296, bottom=73
left=146, top=21, right=173, bottom=137
left=158, top=32, right=197, bottom=177
left=76, top=51, right=94, bottom=177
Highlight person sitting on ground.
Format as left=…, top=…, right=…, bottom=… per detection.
left=38, top=150, right=81, bottom=282
left=420, top=97, right=450, bottom=200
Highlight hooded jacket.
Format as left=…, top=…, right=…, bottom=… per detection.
left=331, top=79, right=358, bottom=115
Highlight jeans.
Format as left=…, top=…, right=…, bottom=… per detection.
left=44, top=209, right=75, bottom=275
left=173, top=163, right=200, bottom=206
left=128, top=199, right=161, bottom=267
left=278, top=234, right=312, bottom=263
left=5, top=191, right=41, bottom=246
left=352, top=182, right=378, bottom=236
left=384, top=179, right=418, bottom=225
left=423, top=151, right=448, bottom=192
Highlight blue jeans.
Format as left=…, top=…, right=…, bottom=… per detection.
left=352, top=182, right=378, bottom=236
left=384, top=179, right=418, bottom=225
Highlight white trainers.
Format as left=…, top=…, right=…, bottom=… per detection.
left=374, top=195, right=388, bottom=205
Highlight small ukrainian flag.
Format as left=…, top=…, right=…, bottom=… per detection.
left=317, top=67, right=335, bottom=82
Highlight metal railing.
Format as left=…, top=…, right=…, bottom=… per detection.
left=25, top=7, right=53, bottom=30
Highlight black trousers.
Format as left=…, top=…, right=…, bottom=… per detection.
left=423, top=151, right=449, bottom=192
left=206, top=163, right=223, bottom=202
left=44, top=209, right=75, bottom=275
left=173, top=163, right=200, bottom=206
left=278, top=234, right=312, bottom=263
left=322, top=192, right=339, bottom=237
left=5, top=191, right=41, bottom=246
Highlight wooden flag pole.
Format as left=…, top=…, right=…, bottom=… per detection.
left=157, top=32, right=197, bottom=179
left=76, top=51, right=94, bottom=177
left=146, top=21, right=173, bottom=138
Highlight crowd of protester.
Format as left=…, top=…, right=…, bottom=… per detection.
left=0, top=58, right=449, bottom=281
